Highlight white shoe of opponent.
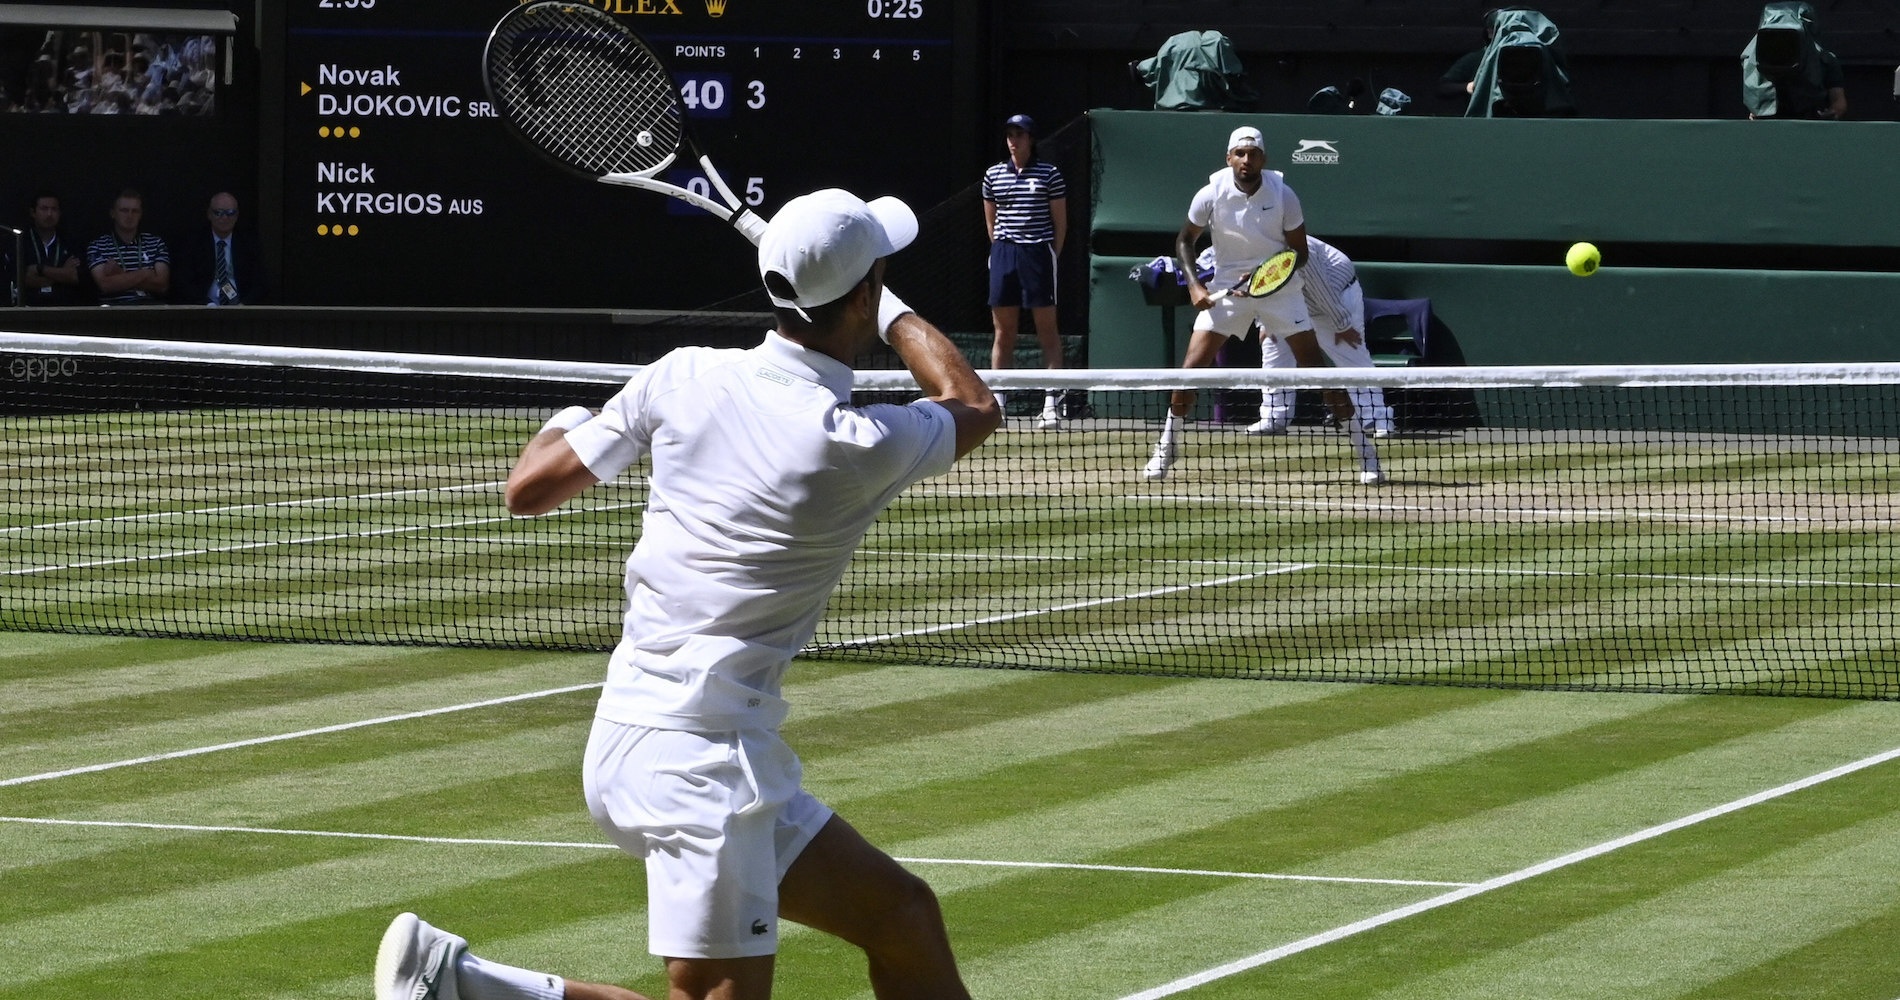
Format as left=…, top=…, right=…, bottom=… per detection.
left=1244, top=417, right=1290, bottom=436
left=1038, top=407, right=1063, bottom=430
left=376, top=912, right=466, bottom=1000
left=1142, top=440, right=1178, bottom=481
left=1360, top=470, right=1388, bottom=486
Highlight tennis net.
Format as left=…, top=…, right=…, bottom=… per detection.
left=4, top=332, right=1897, bottom=699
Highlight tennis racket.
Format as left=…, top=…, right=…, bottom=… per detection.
left=482, top=0, right=768, bottom=243
left=1206, top=249, right=1300, bottom=302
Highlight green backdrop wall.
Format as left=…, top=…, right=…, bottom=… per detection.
left=1088, top=111, right=1900, bottom=370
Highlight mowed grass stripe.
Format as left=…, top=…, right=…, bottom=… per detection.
left=835, top=683, right=1500, bottom=845
left=1216, top=738, right=1900, bottom=1000
left=0, top=653, right=602, bottom=780
left=1314, top=698, right=1896, bottom=881
left=795, top=675, right=1355, bottom=795
left=0, top=850, right=632, bottom=993
left=884, top=690, right=1678, bottom=889
left=0, top=645, right=583, bottom=739
left=858, top=697, right=1858, bottom=990
left=0, top=672, right=1446, bottom=991
left=0, top=659, right=1025, bottom=815
left=0, top=634, right=290, bottom=685
left=1675, top=894, right=1900, bottom=999
left=1100, top=694, right=1854, bottom=882
left=1362, top=807, right=1900, bottom=1000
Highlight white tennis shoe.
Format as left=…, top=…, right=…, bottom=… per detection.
left=1244, top=417, right=1289, bottom=436
left=1360, top=470, right=1387, bottom=486
left=376, top=912, right=466, bottom=1000
left=1142, top=440, right=1178, bottom=480
left=1038, top=407, right=1063, bottom=430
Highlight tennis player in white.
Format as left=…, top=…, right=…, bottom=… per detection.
left=374, top=189, right=999, bottom=1000
left=1144, top=126, right=1382, bottom=485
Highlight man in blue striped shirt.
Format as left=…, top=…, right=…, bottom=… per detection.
left=86, top=189, right=170, bottom=306
left=982, top=113, right=1069, bottom=429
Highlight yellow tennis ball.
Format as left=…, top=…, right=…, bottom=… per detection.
left=1566, top=242, right=1601, bottom=277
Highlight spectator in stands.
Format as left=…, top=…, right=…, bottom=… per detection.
left=1143, top=126, right=1383, bottom=485
left=174, top=191, right=267, bottom=305
left=1249, top=237, right=1396, bottom=438
left=19, top=190, right=85, bottom=306
left=87, top=188, right=170, bottom=305
left=1743, top=2, right=1847, bottom=120
left=983, top=113, right=1070, bottom=429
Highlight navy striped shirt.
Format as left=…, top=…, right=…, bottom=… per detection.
left=983, top=159, right=1066, bottom=244
left=86, top=231, right=170, bottom=304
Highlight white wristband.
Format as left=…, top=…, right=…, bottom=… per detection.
left=540, top=405, right=593, bottom=434
left=876, top=289, right=914, bottom=344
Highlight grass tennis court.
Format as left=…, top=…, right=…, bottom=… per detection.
left=4, top=356, right=1899, bottom=996
left=4, top=632, right=1900, bottom=999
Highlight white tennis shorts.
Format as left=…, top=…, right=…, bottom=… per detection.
left=582, top=718, right=834, bottom=959
left=1193, top=279, right=1313, bottom=340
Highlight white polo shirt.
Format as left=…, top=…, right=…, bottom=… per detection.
left=564, top=331, right=956, bottom=732
left=1188, top=168, right=1306, bottom=294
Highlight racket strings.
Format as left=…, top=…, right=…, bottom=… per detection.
left=488, top=5, right=684, bottom=177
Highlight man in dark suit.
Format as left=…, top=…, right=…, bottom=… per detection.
left=174, top=191, right=269, bottom=304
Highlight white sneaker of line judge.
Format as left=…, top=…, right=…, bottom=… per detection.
left=1142, top=439, right=1178, bottom=480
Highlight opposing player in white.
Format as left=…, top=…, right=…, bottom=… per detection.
left=1254, top=236, right=1397, bottom=443
left=1145, top=126, right=1382, bottom=485
left=374, top=190, right=1000, bottom=1000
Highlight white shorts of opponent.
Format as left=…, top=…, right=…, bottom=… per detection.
left=583, top=718, right=834, bottom=960
left=1191, top=279, right=1313, bottom=341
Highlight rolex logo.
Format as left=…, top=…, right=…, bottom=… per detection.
left=705, top=0, right=726, bottom=15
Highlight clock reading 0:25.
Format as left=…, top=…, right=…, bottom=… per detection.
left=866, top=0, right=923, bottom=18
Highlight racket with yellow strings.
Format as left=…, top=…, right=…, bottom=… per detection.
left=1205, top=249, right=1300, bottom=302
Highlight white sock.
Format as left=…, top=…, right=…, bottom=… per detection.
left=1345, top=421, right=1381, bottom=473
left=1160, top=411, right=1185, bottom=445
left=457, top=952, right=565, bottom=1000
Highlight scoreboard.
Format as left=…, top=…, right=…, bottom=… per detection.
left=281, top=0, right=960, bottom=308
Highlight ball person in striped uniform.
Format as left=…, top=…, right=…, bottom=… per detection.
left=982, top=113, right=1070, bottom=429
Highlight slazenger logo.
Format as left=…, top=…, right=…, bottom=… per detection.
left=1290, top=139, right=1340, bottom=165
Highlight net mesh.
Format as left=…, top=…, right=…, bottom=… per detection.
left=4, top=334, right=1898, bottom=700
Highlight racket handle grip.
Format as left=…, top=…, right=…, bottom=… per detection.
left=732, top=210, right=768, bottom=245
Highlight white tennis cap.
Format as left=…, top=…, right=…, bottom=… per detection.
left=759, top=189, right=917, bottom=311
left=1227, top=126, right=1264, bottom=152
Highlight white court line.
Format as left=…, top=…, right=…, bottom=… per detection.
left=0, top=816, right=1469, bottom=889
left=0, top=683, right=602, bottom=787
left=812, top=566, right=1316, bottom=650
left=1117, top=743, right=1900, bottom=1000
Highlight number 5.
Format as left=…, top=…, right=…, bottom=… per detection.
left=745, top=177, right=765, bottom=206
